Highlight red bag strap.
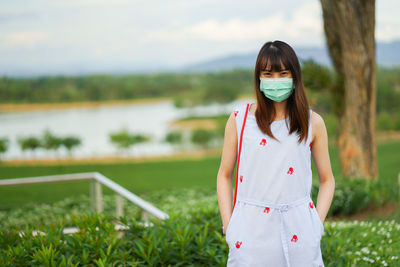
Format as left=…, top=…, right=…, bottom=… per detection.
left=232, top=103, right=250, bottom=211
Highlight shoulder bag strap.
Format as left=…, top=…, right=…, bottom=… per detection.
left=232, top=103, right=250, bottom=211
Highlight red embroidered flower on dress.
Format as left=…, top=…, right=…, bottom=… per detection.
left=291, top=235, right=298, bottom=242
left=235, top=241, right=242, bottom=248
left=259, top=138, right=267, bottom=146
left=234, top=110, right=239, bottom=117
left=239, top=175, right=243, bottom=182
left=263, top=207, right=270, bottom=213
left=309, top=202, right=314, bottom=209
left=287, top=167, right=294, bottom=175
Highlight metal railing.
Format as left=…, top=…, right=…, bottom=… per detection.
left=0, top=172, right=169, bottom=222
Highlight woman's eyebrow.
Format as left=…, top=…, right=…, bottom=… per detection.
left=262, top=68, right=289, bottom=72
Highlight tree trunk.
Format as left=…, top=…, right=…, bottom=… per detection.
left=320, top=0, right=377, bottom=179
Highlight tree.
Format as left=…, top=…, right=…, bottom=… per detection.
left=164, top=131, right=183, bottom=145
left=191, top=129, right=216, bottom=148
left=17, top=136, right=41, bottom=157
left=41, top=129, right=63, bottom=157
left=320, top=0, right=377, bottom=179
left=109, top=128, right=150, bottom=154
left=61, top=136, right=82, bottom=157
left=0, top=137, right=9, bottom=160
left=301, top=59, right=332, bottom=92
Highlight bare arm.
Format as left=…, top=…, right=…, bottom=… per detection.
left=216, top=111, right=238, bottom=235
left=311, top=111, right=335, bottom=224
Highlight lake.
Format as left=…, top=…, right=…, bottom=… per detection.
left=0, top=98, right=254, bottom=160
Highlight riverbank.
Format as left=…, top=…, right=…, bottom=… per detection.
left=0, top=147, right=223, bottom=166
left=0, top=94, right=254, bottom=112
left=1, top=132, right=400, bottom=166
left=0, top=97, right=171, bottom=112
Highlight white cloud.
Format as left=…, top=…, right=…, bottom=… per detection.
left=376, top=25, right=400, bottom=41
left=376, top=0, right=400, bottom=41
left=0, top=0, right=398, bottom=75
left=2, top=31, right=48, bottom=48
left=141, top=0, right=323, bottom=47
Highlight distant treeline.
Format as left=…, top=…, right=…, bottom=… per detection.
left=0, top=61, right=399, bottom=114
left=0, top=69, right=252, bottom=108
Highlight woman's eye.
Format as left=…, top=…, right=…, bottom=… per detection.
left=281, top=72, right=288, bottom=75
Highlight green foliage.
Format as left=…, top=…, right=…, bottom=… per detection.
left=324, top=177, right=392, bottom=217
left=376, top=67, right=400, bottom=114
left=17, top=136, right=41, bottom=152
left=0, top=137, right=9, bottom=156
left=0, top=70, right=252, bottom=108
left=201, top=71, right=243, bottom=104
left=0, top=140, right=399, bottom=211
left=109, top=128, right=150, bottom=150
left=0, top=205, right=399, bottom=266
left=0, top=173, right=395, bottom=230
left=173, top=69, right=251, bottom=108
left=203, top=81, right=237, bottom=104
left=16, top=130, right=82, bottom=155
left=1, top=66, right=399, bottom=131
left=321, top=220, right=399, bottom=266
left=215, top=117, right=228, bottom=139
left=376, top=111, right=400, bottom=131
left=301, top=59, right=333, bottom=92
left=173, top=89, right=204, bottom=108
left=0, top=171, right=398, bottom=265
left=190, top=129, right=218, bottom=148
left=164, top=131, right=183, bottom=145
left=0, top=187, right=217, bottom=229
left=42, top=130, right=63, bottom=151
left=61, top=136, right=81, bottom=156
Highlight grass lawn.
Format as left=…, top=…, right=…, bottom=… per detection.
left=0, top=140, right=399, bottom=211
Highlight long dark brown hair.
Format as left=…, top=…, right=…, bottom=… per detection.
left=253, top=40, right=310, bottom=144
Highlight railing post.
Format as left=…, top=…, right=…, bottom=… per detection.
left=0, top=172, right=169, bottom=220
left=141, top=210, right=150, bottom=223
left=90, top=179, right=96, bottom=212
left=116, top=194, right=123, bottom=218
left=95, top=180, right=103, bottom=213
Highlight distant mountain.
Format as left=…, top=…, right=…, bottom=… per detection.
left=376, top=41, right=400, bottom=66
left=177, top=41, right=400, bottom=73
left=3, top=41, right=398, bottom=77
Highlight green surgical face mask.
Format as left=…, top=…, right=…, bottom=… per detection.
left=259, top=77, right=294, bottom=102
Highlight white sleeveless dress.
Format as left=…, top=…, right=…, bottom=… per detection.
left=225, top=102, right=325, bottom=267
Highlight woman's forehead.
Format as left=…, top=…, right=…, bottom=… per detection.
left=263, top=64, right=288, bottom=71
left=263, top=59, right=288, bottom=71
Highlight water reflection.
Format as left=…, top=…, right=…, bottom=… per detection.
left=0, top=98, right=254, bottom=160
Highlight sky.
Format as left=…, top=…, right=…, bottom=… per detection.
left=0, top=0, right=399, bottom=76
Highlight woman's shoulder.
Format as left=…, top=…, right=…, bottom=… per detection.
left=229, top=103, right=250, bottom=134
left=310, top=109, right=327, bottom=141
left=311, top=110, right=325, bottom=127
left=232, top=103, right=250, bottom=117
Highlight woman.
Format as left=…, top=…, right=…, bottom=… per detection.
left=216, top=40, right=335, bottom=267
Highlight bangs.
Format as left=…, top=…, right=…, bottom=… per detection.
left=259, top=46, right=290, bottom=72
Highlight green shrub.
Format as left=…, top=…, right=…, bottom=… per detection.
left=0, top=177, right=395, bottom=230
left=312, top=177, right=394, bottom=217
left=376, top=112, right=398, bottom=131
left=191, top=129, right=217, bottom=148
left=0, top=209, right=399, bottom=266
left=164, top=131, right=183, bottom=145
left=321, top=220, right=399, bottom=266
